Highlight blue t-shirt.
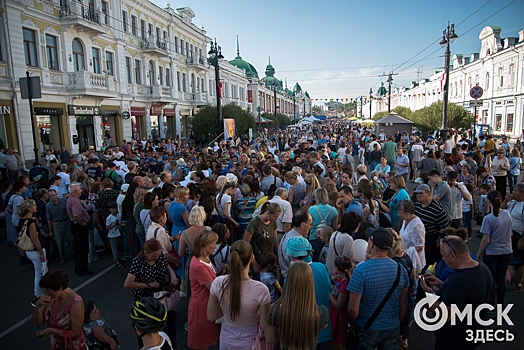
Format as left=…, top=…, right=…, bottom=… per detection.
left=436, top=251, right=477, bottom=281
left=395, top=154, right=409, bottom=175
left=347, top=258, right=409, bottom=331
left=260, top=271, right=279, bottom=304
left=389, top=189, right=410, bottom=228
left=345, top=199, right=364, bottom=217
left=309, top=258, right=333, bottom=343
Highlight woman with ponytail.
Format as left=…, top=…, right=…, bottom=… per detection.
left=216, top=181, right=240, bottom=243
left=477, top=190, right=513, bottom=308
left=207, top=240, right=270, bottom=349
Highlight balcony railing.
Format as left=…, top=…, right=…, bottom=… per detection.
left=60, top=2, right=106, bottom=34
left=68, top=71, right=109, bottom=90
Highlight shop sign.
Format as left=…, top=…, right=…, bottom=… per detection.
left=164, top=109, right=175, bottom=117
left=130, top=107, right=146, bottom=116
left=121, top=111, right=131, bottom=120
left=34, top=107, right=63, bottom=116
left=68, top=105, right=100, bottom=116
left=151, top=104, right=162, bottom=115
left=0, top=106, right=11, bottom=115
left=101, top=109, right=119, bottom=116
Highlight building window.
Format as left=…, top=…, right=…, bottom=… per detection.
left=45, top=34, right=59, bottom=70
left=134, top=59, right=142, bottom=85
left=182, top=73, right=187, bottom=92
left=185, top=42, right=189, bottom=57
left=499, top=67, right=503, bottom=87
left=209, top=80, right=213, bottom=96
left=509, top=64, right=515, bottom=86
left=105, top=51, right=114, bottom=76
left=148, top=60, right=155, bottom=85
left=180, top=40, right=184, bottom=55
left=101, top=1, right=109, bottom=25
left=486, top=73, right=490, bottom=90
left=72, top=38, right=84, bottom=71
left=131, top=16, right=137, bottom=36
left=141, top=20, right=146, bottom=39
left=148, top=23, right=153, bottom=36
left=175, top=37, right=179, bottom=53
left=190, top=44, right=193, bottom=58
left=159, top=67, right=164, bottom=85
left=163, top=31, right=167, bottom=41
left=507, top=113, right=514, bottom=133
left=166, top=67, right=171, bottom=87
left=23, top=28, right=38, bottom=67
left=122, top=11, right=128, bottom=32
left=126, top=57, right=132, bottom=83
left=177, top=72, right=181, bottom=91
left=92, top=48, right=101, bottom=74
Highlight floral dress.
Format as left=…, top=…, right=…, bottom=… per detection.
left=36, top=199, right=50, bottom=238
left=45, top=295, right=86, bottom=350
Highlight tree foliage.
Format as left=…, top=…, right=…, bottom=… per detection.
left=191, top=105, right=219, bottom=140
left=410, top=101, right=472, bottom=135
left=372, top=111, right=388, bottom=121
left=372, top=106, right=413, bottom=121
left=222, top=103, right=255, bottom=136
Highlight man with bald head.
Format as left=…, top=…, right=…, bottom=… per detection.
left=421, top=236, right=492, bottom=350
left=133, top=175, right=145, bottom=187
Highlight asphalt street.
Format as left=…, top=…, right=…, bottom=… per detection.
left=0, top=189, right=522, bottom=349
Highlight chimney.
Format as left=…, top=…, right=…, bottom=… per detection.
left=464, top=57, right=470, bottom=65
left=520, top=30, right=524, bottom=42
left=471, top=53, right=479, bottom=62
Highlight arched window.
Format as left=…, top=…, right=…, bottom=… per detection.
left=459, top=80, right=462, bottom=96
left=148, top=60, right=155, bottom=85
left=486, top=73, right=490, bottom=90
left=509, top=64, right=515, bottom=86
left=72, top=38, right=85, bottom=71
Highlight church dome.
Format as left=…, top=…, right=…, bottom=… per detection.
left=228, top=36, right=259, bottom=79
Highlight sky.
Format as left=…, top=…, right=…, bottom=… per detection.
left=151, top=0, right=523, bottom=101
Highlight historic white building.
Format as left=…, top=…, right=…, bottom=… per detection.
left=371, top=26, right=524, bottom=138
left=0, top=0, right=251, bottom=163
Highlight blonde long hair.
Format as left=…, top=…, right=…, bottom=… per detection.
left=273, top=261, right=320, bottom=350
left=304, top=174, right=320, bottom=209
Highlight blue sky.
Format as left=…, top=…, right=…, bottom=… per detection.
left=152, top=0, right=523, bottom=101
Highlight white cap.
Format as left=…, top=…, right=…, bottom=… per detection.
left=121, top=184, right=130, bottom=192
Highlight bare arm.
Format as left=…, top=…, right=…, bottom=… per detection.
left=182, top=211, right=189, bottom=227
left=207, top=293, right=223, bottom=322
left=244, top=230, right=253, bottom=243
left=477, top=234, right=491, bottom=259
left=348, top=291, right=362, bottom=321
left=399, top=287, right=408, bottom=321
left=287, top=187, right=294, bottom=205
left=178, top=232, right=187, bottom=257
left=92, top=326, right=118, bottom=350
left=123, top=273, right=159, bottom=290
left=329, top=290, right=348, bottom=310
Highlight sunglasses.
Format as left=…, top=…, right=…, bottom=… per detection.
left=441, top=237, right=457, bottom=256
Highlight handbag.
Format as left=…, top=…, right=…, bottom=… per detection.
left=345, top=264, right=401, bottom=350
left=251, top=325, right=276, bottom=350
left=379, top=211, right=393, bottom=228
left=154, top=228, right=181, bottom=270
left=16, top=219, right=34, bottom=251
left=154, top=275, right=181, bottom=311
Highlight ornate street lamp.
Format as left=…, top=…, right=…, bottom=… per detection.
left=208, top=39, right=224, bottom=135
left=440, top=22, right=458, bottom=141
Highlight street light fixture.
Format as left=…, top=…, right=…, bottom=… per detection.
left=208, top=39, right=224, bottom=136
left=440, top=22, right=458, bottom=141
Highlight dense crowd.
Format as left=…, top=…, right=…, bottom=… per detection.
left=4, top=120, right=524, bottom=350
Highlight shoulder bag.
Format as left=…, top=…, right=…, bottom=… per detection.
left=16, top=219, right=34, bottom=251
left=345, top=264, right=401, bottom=350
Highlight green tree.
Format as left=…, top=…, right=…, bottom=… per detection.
left=222, top=103, right=255, bottom=136
left=372, top=111, right=388, bottom=121
left=410, top=101, right=472, bottom=135
left=276, top=113, right=291, bottom=127
left=392, top=106, right=413, bottom=120
left=190, top=105, right=218, bottom=140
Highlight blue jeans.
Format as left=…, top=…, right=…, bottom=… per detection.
left=483, top=253, right=512, bottom=306
left=359, top=327, right=400, bottom=350
left=508, top=174, right=519, bottom=193
left=462, top=211, right=472, bottom=238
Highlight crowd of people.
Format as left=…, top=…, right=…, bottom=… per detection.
left=4, top=121, right=524, bottom=350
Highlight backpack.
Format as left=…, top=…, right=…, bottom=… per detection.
left=176, top=165, right=189, bottom=179
left=104, top=170, right=120, bottom=190
left=313, top=206, right=331, bottom=239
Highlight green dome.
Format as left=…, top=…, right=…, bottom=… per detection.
left=228, top=37, right=259, bottom=79
left=377, top=82, right=387, bottom=96
left=293, top=82, right=302, bottom=94
left=261, top=56, right=282, bottom=90
left=285, top=87, right=293, bottom=96
left=305, top=91, right=310, bottom=98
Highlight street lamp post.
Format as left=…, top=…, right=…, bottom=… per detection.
left=273, top=81, right=278, bottom=120
left=369, top=88, right=372, bottom=119
left=208, top=39, right=224, bottom=136
left=293, top=94, right=296, bottom=124
left=440, top=22, right=458, bottom=141
left=303, top=98, right=306, bottom=118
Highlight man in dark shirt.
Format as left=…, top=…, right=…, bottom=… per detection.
left=66, top=184, right=93, bottom=276
left=86, top=159, right=103, bottom=182
left=414, top=184, right=451, bottom=267
left=421, top=236, right=492, bottom=350
left=46, top=189, right=72, bottom=265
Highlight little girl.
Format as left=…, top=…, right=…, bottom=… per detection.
left=259, top=252, right=282, bottom=304
left=83, top=300, right=119, bottom=350
left=371, top=172, right=384, bottom=198
left=329, top=255, right=353, bottom=350
left=318, top=227, right=333, bottom=265
left=462, top=184, right=474, bottom=240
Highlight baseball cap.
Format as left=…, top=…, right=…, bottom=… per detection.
left=413, top=184, right=431, bottom=193
left=465, top=151, right=473, bottom=157
left=89, top=146, right=95, bottom=150
left=121, top=184, right=130, bottom=192
left=162, top=155, right=168, bottom=161
left=365, top=227, right=393, bottom=250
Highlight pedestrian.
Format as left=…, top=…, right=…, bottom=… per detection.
left=66, top=184, right=93, bottom=276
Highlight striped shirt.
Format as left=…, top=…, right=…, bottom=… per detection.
left=414, top=200, right=450, bottom=243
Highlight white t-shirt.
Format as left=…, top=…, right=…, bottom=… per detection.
left=444, top=139, right=455, bottom=154
left=217, top=193, right=231, bottom=216
left=106, top=214, right=120, bottom=238
left=411, top=144, right=424, bottom=162
left=144, top=332, right=173, bottom=350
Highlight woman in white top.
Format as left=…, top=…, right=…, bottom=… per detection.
left=216, top=181, right=240, bottom=242
left=207, top=240, right=270, bottom=350
left=491, top=148, right=510, bottom=201
left=145, top=206, right=181, bottom=269
left=397, top=200, right=425, bottom=273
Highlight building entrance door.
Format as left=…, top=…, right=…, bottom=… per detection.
left=76, top=116, right=95, bottom=150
